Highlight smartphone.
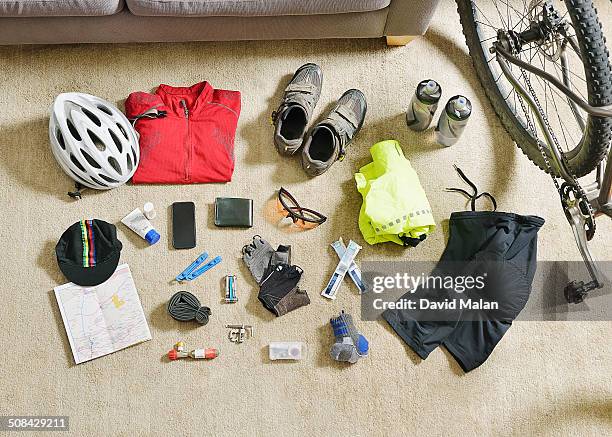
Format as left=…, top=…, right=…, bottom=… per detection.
left=172, top=202, right=196, bottom=249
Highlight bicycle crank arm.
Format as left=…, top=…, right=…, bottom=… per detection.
left=566, top=204, right=602, bottom=284
left=493, top=45, right=612, bottom=118
left=564, top=203, right=603, bottom=303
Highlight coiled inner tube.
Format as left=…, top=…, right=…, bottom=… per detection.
left=167, top=291, right=211, bottom=325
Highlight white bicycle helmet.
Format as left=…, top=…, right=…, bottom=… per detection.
left=49, top=92, right=140, bottom=192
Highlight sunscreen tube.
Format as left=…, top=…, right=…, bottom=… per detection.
left=121, top=208, right=160, bottom=245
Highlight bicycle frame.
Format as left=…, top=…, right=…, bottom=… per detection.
left=491, top=43, right=612, bottom=302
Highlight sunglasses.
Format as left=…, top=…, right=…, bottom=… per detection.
left=276, top=187, right=327, bottom=229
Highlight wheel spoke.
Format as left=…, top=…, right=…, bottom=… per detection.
left=474, top=20, right=499, bottom=31
left=495, top=0, right=531, bottom=28
left=473, top=3, right=499, bottom=30
left=548, top=79, right=577, bottom=148
left=491, top=0, right=509, bottom=30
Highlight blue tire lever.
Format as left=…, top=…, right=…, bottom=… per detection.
left=186, top=256, right=222, bottom=281
left=176, top=252, right=208, bottom=282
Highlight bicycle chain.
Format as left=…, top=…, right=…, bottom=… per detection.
left=516, top=67, right=596, bottom=239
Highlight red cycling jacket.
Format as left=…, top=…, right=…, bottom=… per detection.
left=125, top=82, right=240, bottom=184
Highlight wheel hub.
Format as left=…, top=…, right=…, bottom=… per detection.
left=495, top=0, right=569, bottom=60
left=527, top=0, right=570, bottom=61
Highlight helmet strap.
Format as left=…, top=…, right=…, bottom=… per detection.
left=68, top=182, right=87, bottom=200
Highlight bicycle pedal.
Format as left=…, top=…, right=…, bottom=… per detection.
left=564, top=281, right=585, bottom=304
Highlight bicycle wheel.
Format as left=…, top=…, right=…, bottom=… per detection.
left=457, top=0, right=612, bottom=177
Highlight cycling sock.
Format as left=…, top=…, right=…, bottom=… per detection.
left=329, top=311, right=369, bottom=363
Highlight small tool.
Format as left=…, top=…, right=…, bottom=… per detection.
left=175, top=252, right=222, bottom=282
left=225, top=275, right=238, bottom=303
left=167, top=341, right=218, bottom=361
left=226, top=324, right=253, bottom=343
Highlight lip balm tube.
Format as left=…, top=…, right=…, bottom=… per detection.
left=143, top=202, right=156, bottom=220
left=121, top=208, right=160, bottom=245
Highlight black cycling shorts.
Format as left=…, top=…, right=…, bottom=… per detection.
left=383, top=211, right=544, bottom=372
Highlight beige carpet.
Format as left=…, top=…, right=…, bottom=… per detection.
left=1, top=1, right=611, bottom=436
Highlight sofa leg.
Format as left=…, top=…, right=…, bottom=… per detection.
left=386, top=35, right=416, bottom=46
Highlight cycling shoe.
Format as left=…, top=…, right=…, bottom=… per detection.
left=272, top=63, right=323, bottom=156
left=301, top=89, right=367, bottom=177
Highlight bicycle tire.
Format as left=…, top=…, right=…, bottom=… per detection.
left=457, top=0, right=612, bottom=177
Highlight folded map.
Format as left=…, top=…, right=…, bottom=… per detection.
left=54, top=264, right=151, bottom=364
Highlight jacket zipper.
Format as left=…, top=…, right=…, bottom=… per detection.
left=180, top=99, right=191, bottom=182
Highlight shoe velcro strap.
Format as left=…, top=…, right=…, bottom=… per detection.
left=334, top=105, right=360, bottom=129
left=326, top=112, right=356, bottom=136
left=285, top=83, right=317, bottom=94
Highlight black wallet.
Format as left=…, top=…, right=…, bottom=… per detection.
left=214, top=197, right=253, bottom=227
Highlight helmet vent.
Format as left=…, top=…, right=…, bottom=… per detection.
left=107, top=156, right=122, bottom=175
left=56, top=130, right=66, bottom=150
left=69, top=153, right=85, bottom=172
left=109, top=129, right=123, bottom=153
left=67, top=119, right=81, bottom=141
left=99, top=174, right=119, bottom=184
left=126, top=153, right=133, bottom=172
left=70, top=169, right=86, bottom=183
left=96, top=104, right=113, bottom=116
left=131, top=146, right=138, bottom=166
left=90, top=176, right=107, bottom=187
left=87, top=129, right=106, bottom=152
left=81, top=149, right=101, bottom=169
left=82, top=108, right=101, bottom=127
left=116, top=123, right=129, bottom=140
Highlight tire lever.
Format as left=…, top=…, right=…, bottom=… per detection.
left=175, top=252, right=208, bottom=282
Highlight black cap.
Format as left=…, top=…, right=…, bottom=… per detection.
left=55, top=219, right=122, bottom=286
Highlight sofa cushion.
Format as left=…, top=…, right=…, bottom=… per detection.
left=126, top=0, right=390, bottom=17
left=0, top=0, right=124, bottom=17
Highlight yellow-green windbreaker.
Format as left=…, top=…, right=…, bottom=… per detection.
left=355, top=140, right=435, bottom=246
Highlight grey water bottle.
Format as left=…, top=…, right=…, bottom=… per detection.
left=435, top=95, right=472, bottom=147
left=406, top=79, right=442, bottom=131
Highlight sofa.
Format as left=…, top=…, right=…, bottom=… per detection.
left=0, top=0, right=440, bottom=45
